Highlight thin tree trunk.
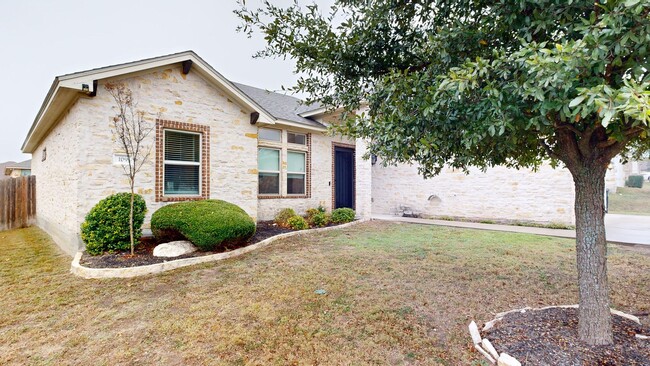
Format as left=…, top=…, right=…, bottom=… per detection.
left=129, top=184, right=135, bottom=256
left=573, top=164, right=613, bottom=345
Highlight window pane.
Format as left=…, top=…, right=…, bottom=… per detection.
left=165, top=131, right=200, bottom=162
left=259, top=128, right=282, bottom=142
left=287, top=173, right=305, bottom=194
left=164, top=164, right=199, bottom=195
left=259, top=172, right=280, bottom=194
left=288, top=133, right=306, bottom=145
left=258, top=148, right=280, bottom=171
left=287, top=151, right=305, bottom=173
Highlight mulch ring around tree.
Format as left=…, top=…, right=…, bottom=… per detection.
left=80, top=221, right=296, bottom=269
left=484, top=307, right=650, bottom=365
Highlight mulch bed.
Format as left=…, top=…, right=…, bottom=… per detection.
left=80, top=221, right=294, bottom=269
left=484, top=307, right=650, bottom=365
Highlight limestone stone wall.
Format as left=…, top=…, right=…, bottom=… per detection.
left=372, top=162, right=576, bottom=224
left=31, top=102, right=83, bottom=255
left=32, top=65, right=260, bottom=254
left=354, top=138, right=373, bottom=218
left=74, top=65, right=260, bottom=231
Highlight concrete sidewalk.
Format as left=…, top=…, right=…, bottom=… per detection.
left=372, top=214, right=650, bottom=246
left=605, top=214, right=650, bottom=245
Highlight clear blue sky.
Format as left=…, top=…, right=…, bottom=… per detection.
left=0, top=0, right=325, bottom=162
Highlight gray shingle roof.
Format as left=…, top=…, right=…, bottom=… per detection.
left=232, top=83, right=325, bottom=129
left=10, top=159, right=31, bottom=169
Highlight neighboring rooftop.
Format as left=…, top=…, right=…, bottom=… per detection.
left=4, top=159, right=31, bottom=176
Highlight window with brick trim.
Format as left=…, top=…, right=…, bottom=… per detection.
left=257, top=128, right=311, bottom=198
left=155, top=119, right=210, bottom=202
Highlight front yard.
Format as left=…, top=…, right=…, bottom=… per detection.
left=1, top=222, right=649, bottom=365
left=609, top=184, right=650, bottom=216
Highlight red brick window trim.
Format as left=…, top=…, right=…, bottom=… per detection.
left=155, top=119, right=210, bottom=202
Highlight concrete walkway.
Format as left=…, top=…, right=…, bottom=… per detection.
left=373, top=214, right=650, bottom=246
left=605, top=214, right=650, bottom=245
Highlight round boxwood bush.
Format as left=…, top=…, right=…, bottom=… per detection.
left=81, top=193, right=147, bottom=255
left=151, top=200, right=255, bottom=251
left=274, top=208, right=296, bottom=227
left=331, top=208, right=356, bottom=224
left=287, top=215, right=309, bottom=230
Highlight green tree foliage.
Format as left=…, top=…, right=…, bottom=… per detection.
left=238, top=0, right=650, bottom=345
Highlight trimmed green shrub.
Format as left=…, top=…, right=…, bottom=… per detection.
left=287, top=215, right=309, bottom=230
left=305, top=208, right=320, bottom=219
left=311, top=212, right=331, bottom=227
left=274, top=208, right=296, bottom=227
left=306, top=206, right=327, bottom=220
left=151, top=200, right=255, bottom=251
left=81, top=193, right=147, bottom=255
left=626, top=175, right=644, bottom=188
left=331, top=208, right=356, bottom=224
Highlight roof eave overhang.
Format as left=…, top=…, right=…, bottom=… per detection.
left=270, top=119, right=328, bottom=132
left=298, top=107, right=329, bottom=118
left=22, top=51, right=277, bottom=152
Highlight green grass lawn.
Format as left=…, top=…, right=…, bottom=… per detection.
left=609, top=184, right=650, bottom=215
left=1, top=223, right=649, bottom=365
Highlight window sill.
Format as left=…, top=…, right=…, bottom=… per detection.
left=258, top=194, right=309, bottom=200
left=159, top=195, right=206, bottom=202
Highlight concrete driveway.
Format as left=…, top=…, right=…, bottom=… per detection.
left=373, top=214, right=650, bottom=246
left=605, top=214, right=650, bottom=245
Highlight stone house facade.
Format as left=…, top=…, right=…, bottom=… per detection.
left=23, top=51, right=576, bottom=256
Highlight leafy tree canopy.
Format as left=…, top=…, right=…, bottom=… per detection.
left=238, top=0, right=650, bottom=177
left=239, top=0, right=650, bottom=346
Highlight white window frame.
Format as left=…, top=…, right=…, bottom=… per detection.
left=288, top=132, right=307, bottom=146
left=163, top=129, right=202, bottom=197
left=259, top=127, right=282, bottom=142
left=286, top=150, right=306, bottom=195
left=258, top=147, right=281, bottom=195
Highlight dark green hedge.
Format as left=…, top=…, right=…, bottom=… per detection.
left=626, top=175, right=644, bottom=188
left=151, top=200, right=255, bottom=251
left=81, top=193, right=147, bottom=255
left=331, top=208, right=356, bottom=224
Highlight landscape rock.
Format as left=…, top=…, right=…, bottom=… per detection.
left=469, top=320, right=482, bottom=344
left=496, top=307, right=532, bottom=318
left=483, top=317, right=502, bottom=332
left=153, top=241, right=197, bottom=257
left=498, top=353, right=521, bottom=366
left=474, top=344, right=496, bottom=364
left=636, top=334, right=649, bottom=340
left=610, top=309, right=641, bottom=325
left=482, top=338, right=499, bottom=360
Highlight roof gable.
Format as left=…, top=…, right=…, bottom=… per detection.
left=22, top=51, right=279, bottom=153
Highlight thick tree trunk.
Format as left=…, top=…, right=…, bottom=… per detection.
left=572, top=164, right=613, bottom=345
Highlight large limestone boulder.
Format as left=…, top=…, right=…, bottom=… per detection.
left=153, top=241, right=197, bottom=258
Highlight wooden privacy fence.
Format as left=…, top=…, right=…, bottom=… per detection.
left=0, top=176, right=36, bottom=231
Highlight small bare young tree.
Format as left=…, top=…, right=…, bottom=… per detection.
left=105, top=82, right=153, bottom=255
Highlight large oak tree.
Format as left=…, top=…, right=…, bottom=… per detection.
left=237, top=0, right=650, bottom=345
